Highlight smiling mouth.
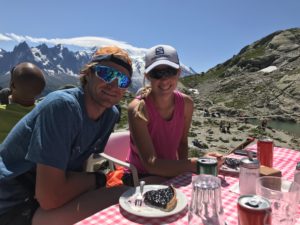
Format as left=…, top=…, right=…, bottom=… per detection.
left=102, top=89, right=117, bottom=98
left=159, top=85, right=172, bottom=91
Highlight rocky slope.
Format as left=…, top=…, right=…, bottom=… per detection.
left=182, top=28, right=300, bottom=122
left=180, top=28, right=300, bottom=154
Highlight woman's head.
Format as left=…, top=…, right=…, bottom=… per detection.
left=142, top=45, right=181, bottom=96
left=145, top=44, right=180, bottom=74
left=134, top=45, right=181, bottom=121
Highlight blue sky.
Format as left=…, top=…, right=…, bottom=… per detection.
left=0, top=0, right=299, bottom=72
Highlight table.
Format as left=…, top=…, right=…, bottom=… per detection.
left=76, top=146, right=300, bottom=225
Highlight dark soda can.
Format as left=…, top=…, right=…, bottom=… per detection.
left=257, top=137, right=274, bottom=167
left=196, top=157, right=217, bottom=176
left=237, top=195, right=271, bottom=225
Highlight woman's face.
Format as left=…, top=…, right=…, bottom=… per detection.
left=85, top=61, right=130, bottom=109
left=146, top=65, right=180, bottom=96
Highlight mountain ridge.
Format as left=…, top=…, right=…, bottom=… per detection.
left=0, top=42, right=195, bottom=94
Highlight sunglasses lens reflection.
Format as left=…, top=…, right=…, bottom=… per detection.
left=93, top=65, right=131, bottom=88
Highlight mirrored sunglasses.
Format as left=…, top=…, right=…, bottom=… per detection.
left=149, top=67, right=178, bottom=80
left=91, top=65, right=131, bottom=89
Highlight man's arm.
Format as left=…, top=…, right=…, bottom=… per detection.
left=35, top=164, right=96, bottom=210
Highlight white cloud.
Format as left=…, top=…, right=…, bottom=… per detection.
left=0, top=34, right=12, bottom=41
left=1, top=33, right=146, bottom=53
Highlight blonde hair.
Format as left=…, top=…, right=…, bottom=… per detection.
left=79, top=62, right=98, bottom=86
left=133, top=78, right=152, bottom=121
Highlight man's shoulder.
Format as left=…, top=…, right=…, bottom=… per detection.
left=42, top=88, right=82, bottom=107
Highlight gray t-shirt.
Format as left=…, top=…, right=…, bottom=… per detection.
left=0, top=87, right=118, bottom=214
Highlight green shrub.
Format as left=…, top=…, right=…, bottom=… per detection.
left=188, top=148, right=205, bottom=158
left=189, top=131, right=197, bottom=137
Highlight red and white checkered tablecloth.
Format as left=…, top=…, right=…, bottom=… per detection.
left=76, top=146, right=300, bottom=225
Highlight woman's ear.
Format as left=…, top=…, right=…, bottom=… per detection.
left=144, top=73, right=150, bottom=80
left=177, top=68, right=181, bottom=76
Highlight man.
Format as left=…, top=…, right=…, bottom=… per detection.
left=0, top=62, right=46, bottom=142
left=0, top=46, right=133, bottom=225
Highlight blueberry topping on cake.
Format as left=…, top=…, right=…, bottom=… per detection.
left=143, top=185, right=177, bottom=211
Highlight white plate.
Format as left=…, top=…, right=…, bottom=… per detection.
left=119, top=185, right=188, bottom=218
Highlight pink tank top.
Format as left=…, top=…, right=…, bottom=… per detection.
left=126, top=91, right=185, bottom=174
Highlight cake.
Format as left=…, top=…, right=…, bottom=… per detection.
left=143, top=185, right=177, bottom=211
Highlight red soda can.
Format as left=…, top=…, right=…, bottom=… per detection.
left=238, top=195, right=271, bottom=225
left=257, top=137, right=274, bottom=167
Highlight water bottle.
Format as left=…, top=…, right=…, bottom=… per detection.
left=239, top=157, right=260, bottom=195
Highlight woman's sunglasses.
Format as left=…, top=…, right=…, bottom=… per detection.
left=91, top=65, right=131, bottom=89
left=148, top=67, right=178, bottom=80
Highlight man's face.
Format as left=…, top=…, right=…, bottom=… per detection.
left=85, top=61, right=130, bottom=110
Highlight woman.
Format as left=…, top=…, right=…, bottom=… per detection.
left=124, top=44, right=198, bottom=185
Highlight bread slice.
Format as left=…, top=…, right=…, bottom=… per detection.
left=143, top=185, right=177, bottom=212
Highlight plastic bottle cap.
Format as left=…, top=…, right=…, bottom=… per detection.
left=240, top=157, right=260, bottom=169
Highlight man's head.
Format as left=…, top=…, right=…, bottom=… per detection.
left=80, top=46, right=132, bottom=87
left=80, top=46, right=133, bottom=111
left=10, top=62, right=46, bottom=106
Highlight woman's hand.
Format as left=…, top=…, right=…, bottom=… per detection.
left=203, top=152, right=224, bottom=170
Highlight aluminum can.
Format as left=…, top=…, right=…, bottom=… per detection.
left=237, top=195, right=271, bottom=225
left=257, top=137, right=273, bottom=167
left=196, top=157, right=217, bottom=176
left=239, top=157, right=260, bottom=195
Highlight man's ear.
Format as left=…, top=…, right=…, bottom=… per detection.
left=9, top=81, right=15, bottom=90
left=10, top=66, right=15, bottom=76
left=10, top=66, right=16, bottom=89
left=85, top=70, right=93, bottom=82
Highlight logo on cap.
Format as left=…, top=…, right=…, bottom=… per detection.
left=155, top=47, right=165, bottom=56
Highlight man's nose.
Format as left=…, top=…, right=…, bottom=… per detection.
left=108, top=78, right=119, bottom=88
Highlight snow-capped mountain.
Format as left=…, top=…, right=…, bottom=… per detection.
left=0, top=42, right=195, bottom=94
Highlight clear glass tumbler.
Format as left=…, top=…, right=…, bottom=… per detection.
left=256, top=176, right=300, bottom=225
left=188, top=175, right=226, bottom=225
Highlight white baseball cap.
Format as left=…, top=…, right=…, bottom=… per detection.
left=144, top=45, right=180, bottom=73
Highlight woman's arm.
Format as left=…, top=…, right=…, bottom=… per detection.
left=128, top=99, right=196, bottom=177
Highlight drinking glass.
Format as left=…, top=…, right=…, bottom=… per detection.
left=188, top=175, right=226, bottom=225
left=256, top=176, right=300, bottom=225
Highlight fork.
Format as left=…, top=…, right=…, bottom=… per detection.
left=135, top=180, right=145, bottom=206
